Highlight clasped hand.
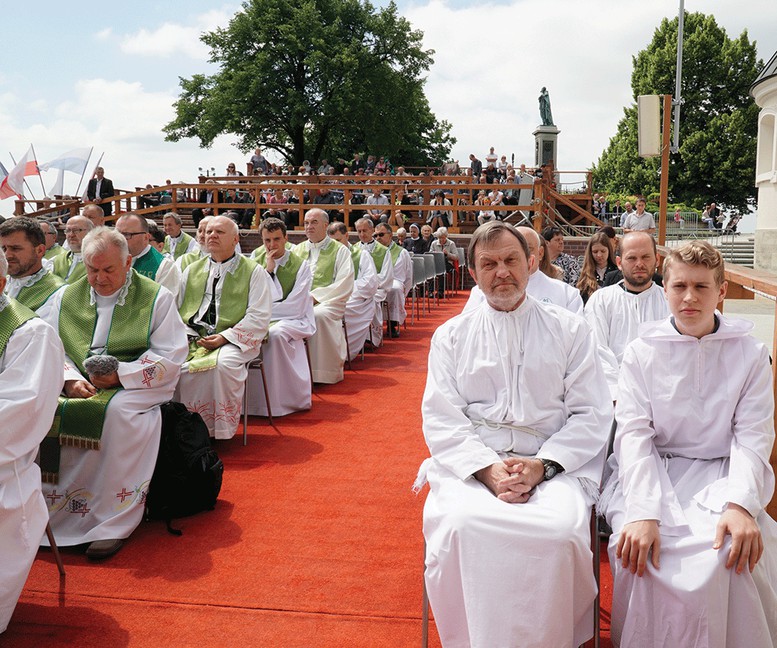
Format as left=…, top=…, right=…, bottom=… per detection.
left=63, top=371, right=120, bottom=398
left=475, top=458, right=544, bottom=504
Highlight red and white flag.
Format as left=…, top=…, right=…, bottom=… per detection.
left=0, top=146, right=39, bottom=200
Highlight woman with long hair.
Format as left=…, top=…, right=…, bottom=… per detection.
left=577, top=232, right=617, bottom=304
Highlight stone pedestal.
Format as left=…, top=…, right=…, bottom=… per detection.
left=533, top=125, right=560, bottom=167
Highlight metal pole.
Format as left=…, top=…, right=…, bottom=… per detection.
left=672, top=0, right=685, bottom=152
left=658, top=94, right=672, bottom=247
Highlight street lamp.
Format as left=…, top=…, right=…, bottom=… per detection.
left=672, top=0, right=685, bottom=153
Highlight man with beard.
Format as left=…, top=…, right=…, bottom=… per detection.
left=417, top=221, right=610, bottom=647
left=584, top=231, right=669, bottom=400
left=0, top=218, right=64, bottom=316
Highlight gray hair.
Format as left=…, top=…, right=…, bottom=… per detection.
left=0, top=247, right=7, bottom=277
left=40, top=221, right=58, bottom=236
left=163, top=212, right=182, bottom=225
left=436, top=226, right=448, bottom=237
left=354, top=217, right=374, bottom=230
left=81, top=226, right=129, bottom=264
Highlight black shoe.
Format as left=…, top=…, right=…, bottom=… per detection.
left=86, top=538, right=124, bottom=560
left=389, top=322, right=400, bottom=338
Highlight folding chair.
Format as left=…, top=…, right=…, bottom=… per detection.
left=410, top=256, right=427, bottom=324
left=422, top=255, right=436, bottom=311
left=430, top=251, right=447, bottom=301
left=242, top=348, right=272, bottom=446
left=457, top=247, right=467, bottom=290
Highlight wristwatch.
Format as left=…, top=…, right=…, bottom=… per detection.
left=540, top=459, right=564, bottom=481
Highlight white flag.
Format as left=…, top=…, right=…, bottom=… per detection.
left=39, top=147, right=91, bottom=174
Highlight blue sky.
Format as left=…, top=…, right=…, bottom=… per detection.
left=1, top=0, right=776, bottom=210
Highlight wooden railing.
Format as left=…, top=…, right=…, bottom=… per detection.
left=12, top=172, right=602, bottom=232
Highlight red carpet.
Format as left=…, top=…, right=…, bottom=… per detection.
left=5, top=290, right=613, bottom=647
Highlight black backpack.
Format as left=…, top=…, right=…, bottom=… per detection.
left=146, top=401, right=224, bottom=535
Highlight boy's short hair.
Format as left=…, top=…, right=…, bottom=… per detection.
left=663, top=241, right=725, bottom=286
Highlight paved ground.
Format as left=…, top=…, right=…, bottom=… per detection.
left=725, top=295, right=774, bottom=347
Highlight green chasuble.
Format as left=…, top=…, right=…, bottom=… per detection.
left=163, top=232, right=195, bottom=259
left=369, top=241, right=389, bottom=272
left=0, top=298, right=36, bottom=357
left=15, top=271, right=65, bottom=312
left=178, top=255, right=257, bottom=371
left=133, top=246, right=164, bottom=280
left=42, top=271, right=160, bottom=482
left=388, top=241, right=402, bottom=264
left=349, top=245, right=361, bottom=276
left=293, top=239, right=339, bottom=290
left=179, top=249, right=204, bottom=272
left=44, top=244, right=67, bottom=260
left=252, top=246, right=303, bottom=301
left=52, top=250, right=87, bottom=284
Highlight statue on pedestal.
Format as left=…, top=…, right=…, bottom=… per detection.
left=539, top=87, right=554, bottom=126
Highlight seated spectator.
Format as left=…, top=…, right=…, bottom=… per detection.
left=430, top=227, right=458, bottom=297
left=418, top=222, right=610, bottom=647
left=265, top=187, right=291, bottom=228
left=191, top=180, right=221, bottom=227
left=313, top=185, right=342, bottom=222
left=293, top=209, right=354, bottom=383
left=375, top=223, right=412, bottom=338
left=0, top=217, right=65, bottom=315
left=396, top=227, right=407, bottom=248
left=427, top=190, right=452, bottom=231
left=249, top=218, right=315, bottom=416
left=365, top=187, right=389, bottom=224
left=375, top=156, right=388, bottom=174
left=476, top=191, right=497, bottom=225
left=52, top=215, right=93, bottom=284
left=162, top=212, right=200, bottom=260
left=404, top=223, right=421, bottom=252
left=600, top=241, right=777, bottom=646
left=355, top=218, right=394, bottom=348
left=328, top=221, right=377, bottom=357
left=40, top=227, right=187, bottom=560
left=419, top=224, right=434, bottom=254
left=576, top=232, right=618, bottom=305
left=116, top=213, right=181, bottom=300
left=0, top=247, right=64, bottom=632
left=542, top=226, right=580, bottom=286
left=175, top=216, right=272, bottom=439
left=390, top=188, right=413, bottom=228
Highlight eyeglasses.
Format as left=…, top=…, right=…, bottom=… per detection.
left=65, top=228, right=88, bottom=234
left=375, top=232, right=390, bottom=238
left=120, top=232, right=146, bottom=239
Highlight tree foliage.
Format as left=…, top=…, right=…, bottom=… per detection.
left=163, top=0, right=455, bottom=167
left=592, top=13, right=763, bottom=211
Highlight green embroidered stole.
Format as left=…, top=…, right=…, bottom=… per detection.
left=0, top=299, right=36, bottom=357
left=388, top=242, right=402, bottom=264
left=179, top=250, right=204, bottom=272
left=44, top=244, right=66, bottom=260
left=294, top=239, right=338, bottom=290
left=349, top=245, right=361, bottom=276
left=16, top=271, right=65, bottom=312
left=164, top=232, right=194, bottom=259
left=42, top=272, right=160, bottom=482
left=252, top=247, right=303, bottom=301
left=133, top=246, right=164, bottom=280
left=370, top=242, right=389, bottom=272
left=52, top=250, right=86, bottom=284
left=179, top=255, right=256, bottom=371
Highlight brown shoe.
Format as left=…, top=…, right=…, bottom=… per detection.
left=86, top=538, right=124, bottom=560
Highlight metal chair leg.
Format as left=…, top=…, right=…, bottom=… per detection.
left=258, top=359, right=273, bottom=426
left=342, top=319, right=353, bottom=370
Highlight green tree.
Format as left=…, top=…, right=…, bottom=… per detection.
left=592, top=13, right=763, bottom=211
left=163, top=0, right=455, bottom=167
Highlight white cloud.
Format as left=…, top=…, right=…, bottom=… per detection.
left=96, top=28, right=112, bottom=41
left=119, top=8, right=235, bottom=60
left=407, top=0, right=777, bottom=180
